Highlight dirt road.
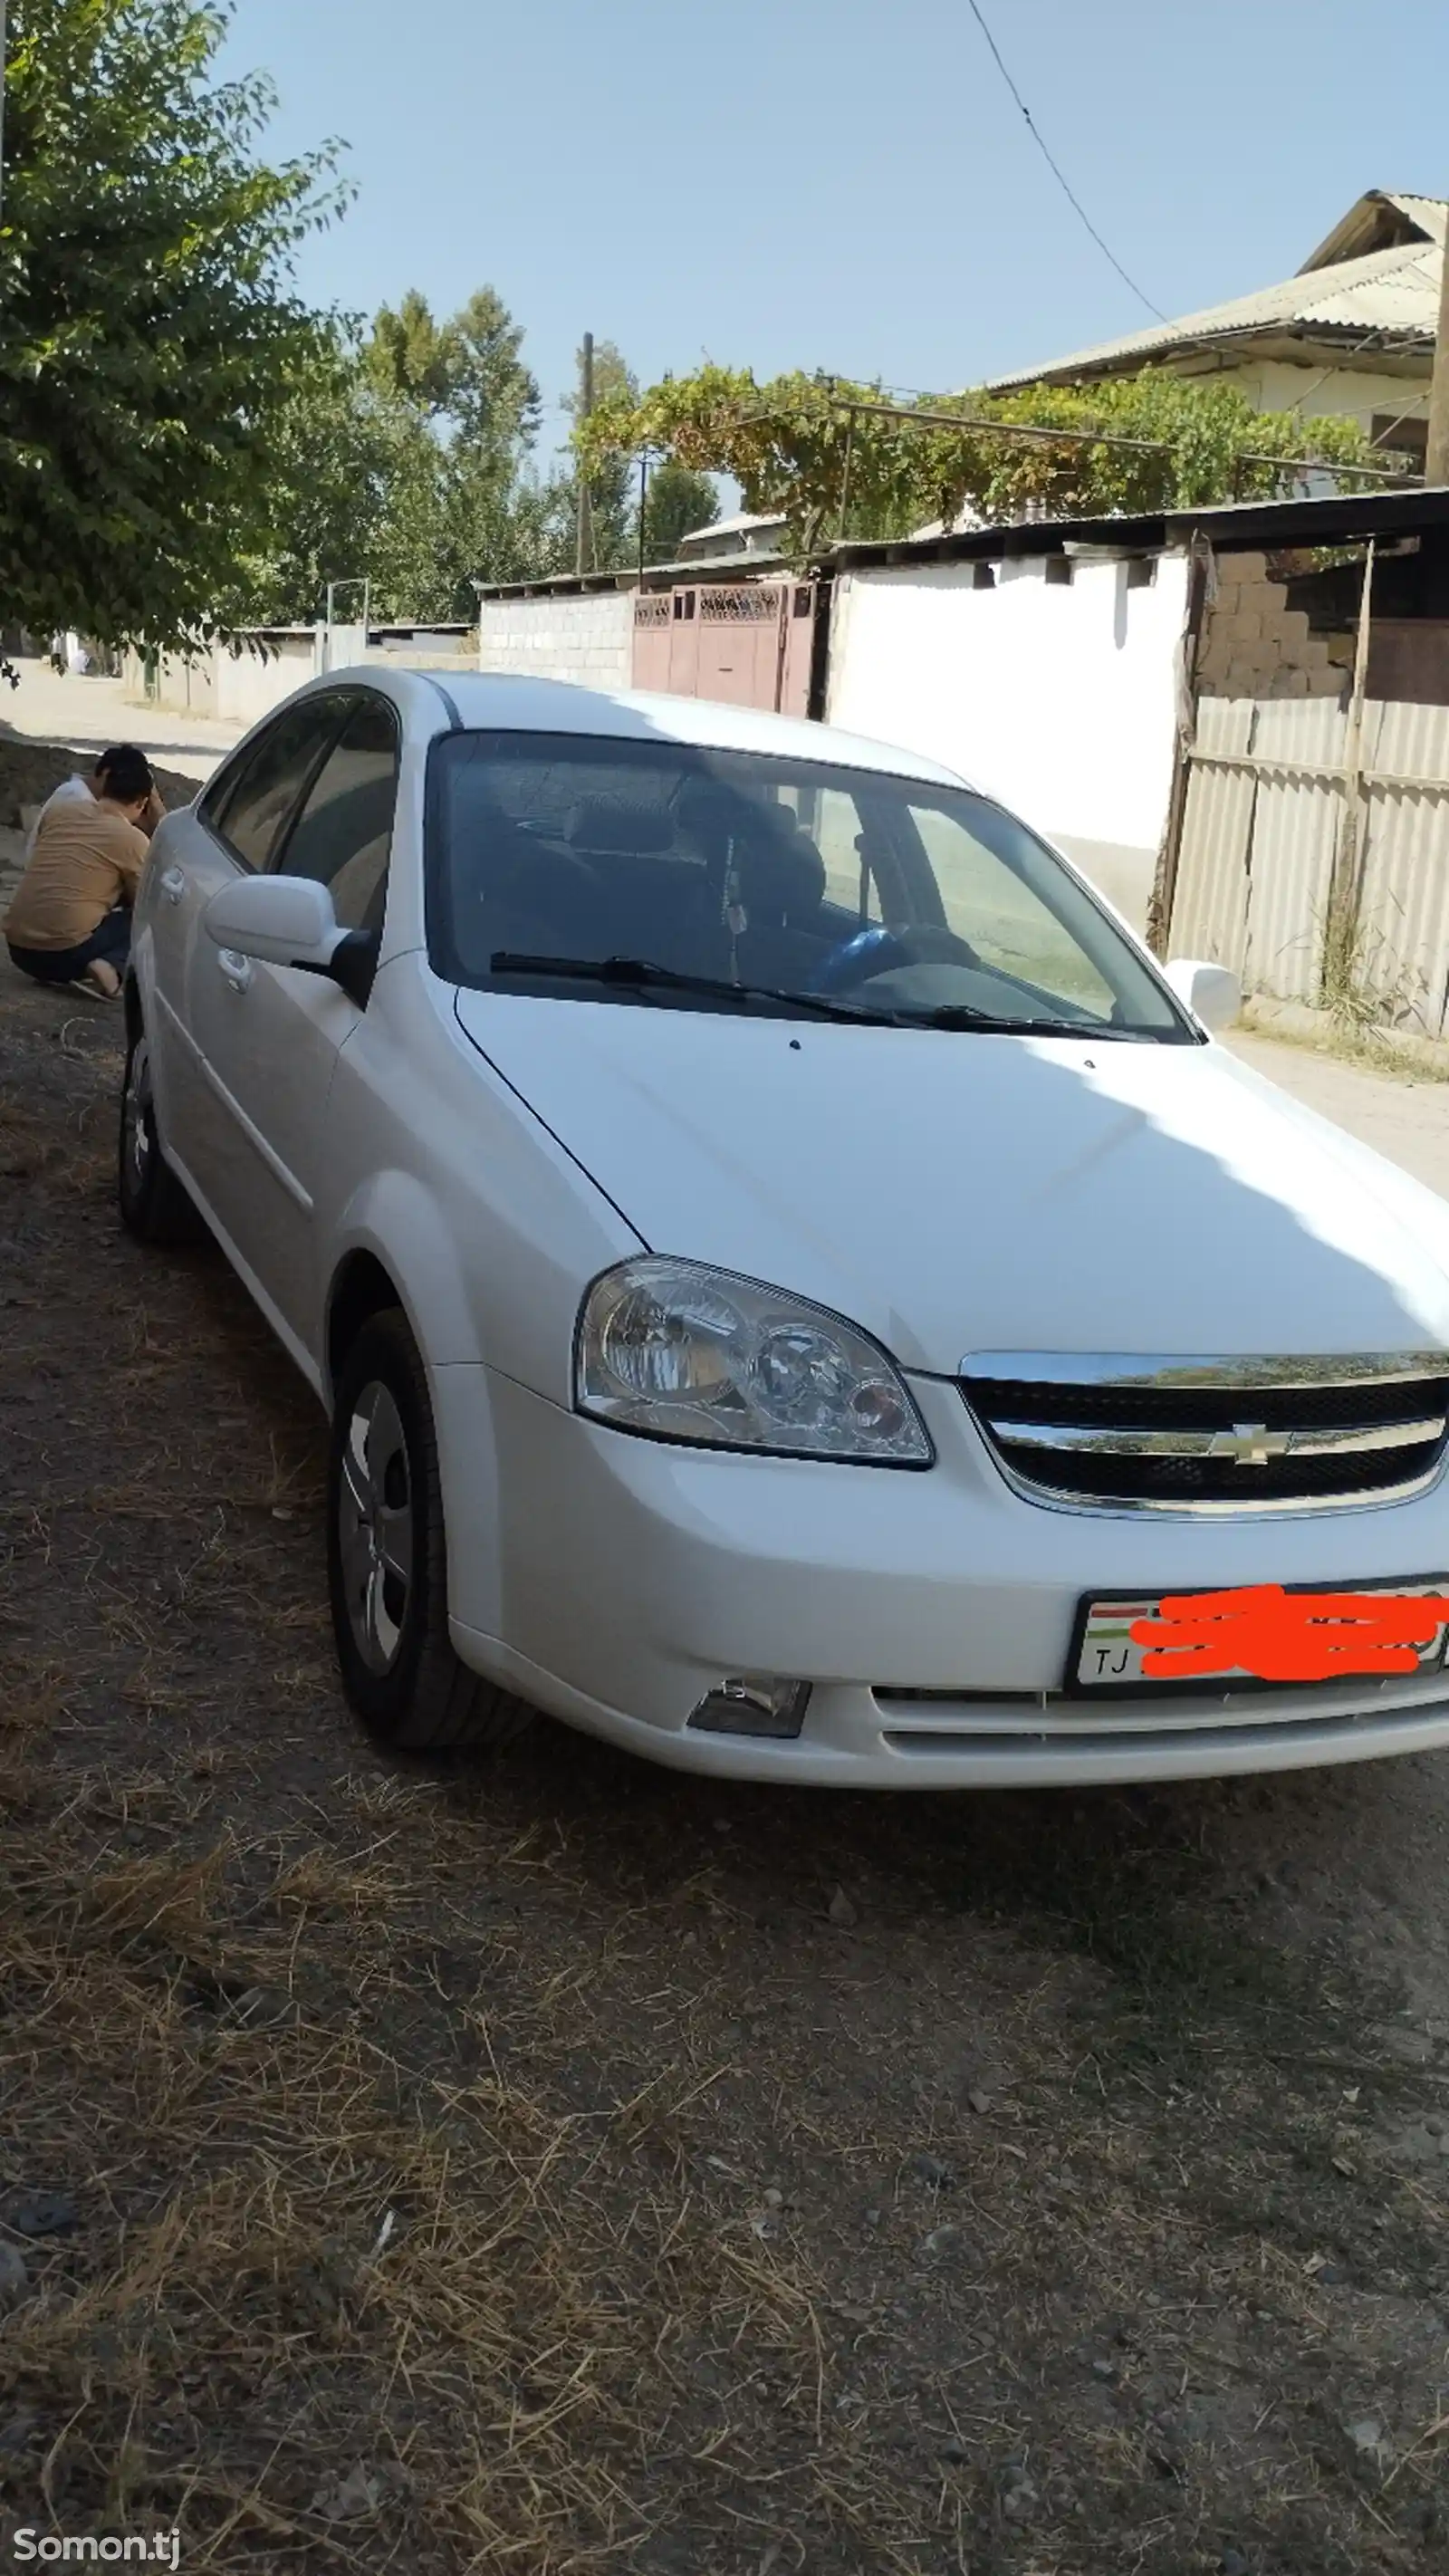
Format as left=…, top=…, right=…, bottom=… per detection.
left=2, top=970, right=1447, bottom=2573
left=0, top=657, right=241, bottom=782
left=1228, top=1031, right=1449, bottom=1203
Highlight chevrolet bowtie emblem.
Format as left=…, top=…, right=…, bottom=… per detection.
left=1207, top=1421, right=1292, bottom=1467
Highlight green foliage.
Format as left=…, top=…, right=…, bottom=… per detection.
left=0, top=1, right=564, bottom=641
left=366, top=286, right=542, bottom=458
left=446, top=288, right=542, bottom=463
left=0, top=0, right=346, bottom=652
left=1, top=4, right=1392, bottom=652
left=576, top=364, right=1392, bottom=557
left=642, top=461, right=719, bottom=563
left=239, top=287, right=561, bottom=624
left=365, top=293, right=439, bottom=415
left=220, top=328, right=393, bottom=626
left=364, top=289, right=459, bottom=415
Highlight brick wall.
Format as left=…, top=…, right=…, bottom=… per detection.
left=476, top=592, right=634, bottom=692
left=1196, top=552, right=1352, bottom=700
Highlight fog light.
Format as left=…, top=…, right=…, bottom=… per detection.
left=687, top=1676, right=812, bottom=1738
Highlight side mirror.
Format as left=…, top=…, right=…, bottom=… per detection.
left=1164, top=956, right=1242, bottom=1034
left=204, top=872, right=344, bottom=970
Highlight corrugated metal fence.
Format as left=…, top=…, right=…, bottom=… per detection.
left=1168, top=694, right=1449, bottom=1037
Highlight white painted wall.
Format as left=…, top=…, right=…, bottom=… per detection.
left=1174, top=355, right=1427, bottom=443
left=120, top=649, right=218, bottom=719
left=825, top=553, right=1190, bottom=928
left=213, top=636, right=319, bottom=725
left=477, top=591, right=634, bottom=692
left=126, top=628, right=479, bottom=726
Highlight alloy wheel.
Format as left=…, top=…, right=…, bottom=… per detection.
left=336, top=1380, right=416, bottom=1674
left=122, top=1036, right=154, bottom=1198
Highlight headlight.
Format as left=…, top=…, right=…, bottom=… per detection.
left=574, top=1257, right=933, bottom=1465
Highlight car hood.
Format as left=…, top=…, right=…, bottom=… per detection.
left=454, top=992, right=1449, bottom=1376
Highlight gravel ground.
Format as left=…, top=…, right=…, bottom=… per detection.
left=3, top=905, right=1449, bottom=2568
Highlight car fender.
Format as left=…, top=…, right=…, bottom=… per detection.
left=326, top=1168, right=482, bottom=1379
left=125, top=918, right=193, bottom=1163
left=324, top=1171, right=513, bottom=1639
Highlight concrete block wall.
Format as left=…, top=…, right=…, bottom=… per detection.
left=1196, top=551, right=1352, bottom=700
left=476, top=591, right=634, bottom=693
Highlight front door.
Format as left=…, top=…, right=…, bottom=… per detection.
left=168, top=695, right=350, bottom=1194
left=184, top=692, right=400, bottom=1364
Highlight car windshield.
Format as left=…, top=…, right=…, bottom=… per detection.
left=427, top=729, right=1191, bottom=1040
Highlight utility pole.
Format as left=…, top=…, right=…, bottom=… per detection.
left=574, top=331, right=595, bottom=577
left=1427, top=222, right=1449, bottom=485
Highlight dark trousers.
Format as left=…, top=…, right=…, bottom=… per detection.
left=6, top=907, right=131, bottom=985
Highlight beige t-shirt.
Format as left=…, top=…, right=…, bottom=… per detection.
left=3, top=800, right=149, bottom=950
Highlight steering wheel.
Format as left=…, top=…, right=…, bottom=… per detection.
left=811, top=922, right=981, bottom=995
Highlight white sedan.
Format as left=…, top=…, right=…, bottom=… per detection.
left=120, top=669, right=1449, bottom=1786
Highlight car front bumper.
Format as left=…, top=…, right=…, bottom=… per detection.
left=437, top=1367, right=1449, bottom=1788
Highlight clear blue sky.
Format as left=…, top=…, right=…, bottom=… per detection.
left=221, top=0, right=1447, bottom=459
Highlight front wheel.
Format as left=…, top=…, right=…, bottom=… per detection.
left=326, top=1308, right=533, bottom=1755
left=118, top=1024, right=201, bottom=1245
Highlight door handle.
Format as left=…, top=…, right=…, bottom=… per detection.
left=218, top=948, right=254, bottom=995
left=159, top=865, right=187, bottom=906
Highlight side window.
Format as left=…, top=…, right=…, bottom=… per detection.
left=273, top=695, right=399, bottom=933
left=910, top=801, right=1116, bottom=1019
left=204, top=700, right=346, bottom=872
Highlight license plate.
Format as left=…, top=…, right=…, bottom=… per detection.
left=1072, top=1575, right=1449, bottom=1691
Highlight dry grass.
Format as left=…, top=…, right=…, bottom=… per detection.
left=1238, top=995, right=1449, bottom=1085
left=3, top=976, right=1449, bottom=2571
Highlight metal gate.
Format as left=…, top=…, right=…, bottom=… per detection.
left=631, top=582, right=816, bottom=716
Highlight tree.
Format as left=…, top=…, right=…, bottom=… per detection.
left=221, top=327, right=398, bottom=626
left=353, top=284, right=551, bottom=615
left=575, top=363, right=1393, bottom=558
left=0, top=0, right=346, bottom=654
left=641, top=460, right=719, bottom=564
left=446, top=288, right=542, bottom=466
left=364, top=289, right=459, bottom=416
left=436, top=289, right=547, bottom=602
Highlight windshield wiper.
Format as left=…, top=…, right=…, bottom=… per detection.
left=913, top=1003, right=1132, bottom=1038
left=489, top=952, right=898, bottom=1026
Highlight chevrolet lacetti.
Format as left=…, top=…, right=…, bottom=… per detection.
left=119, top=668, right=1449, bottom=1785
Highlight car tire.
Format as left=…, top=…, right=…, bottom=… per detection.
left=327, top=1307, right=533, bottom=1756
left=118, top=1023, right=202, bottom=1245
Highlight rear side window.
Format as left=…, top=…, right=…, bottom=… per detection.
left=203, top=698, right=346, bottom=871
left=273, top=696, right=399, bottom=931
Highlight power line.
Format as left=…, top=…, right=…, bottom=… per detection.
left=964, top=0, right=1166, bottom=322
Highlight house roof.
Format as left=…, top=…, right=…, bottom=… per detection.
left=830, top=480, right=1449, bottom=575
left=985, top=189, right=1445, bottom=393
left=677, top=511, right=787, bottom=549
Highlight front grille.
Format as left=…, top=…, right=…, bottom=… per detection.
left=960, top=1351, right=1449, bottom=1514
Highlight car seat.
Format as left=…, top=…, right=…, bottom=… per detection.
left=730, top=817, right=830, bottom=985
left=565, top=794, right=719, bottom=966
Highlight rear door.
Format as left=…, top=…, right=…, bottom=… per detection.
left=183, top=691, right=401, bottom=1362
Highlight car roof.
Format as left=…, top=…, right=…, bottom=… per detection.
left=322, top=667, right=974, bottom=792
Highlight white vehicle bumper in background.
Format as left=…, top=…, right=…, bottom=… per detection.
left=437, top=1369, right=1449, bottom=1788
